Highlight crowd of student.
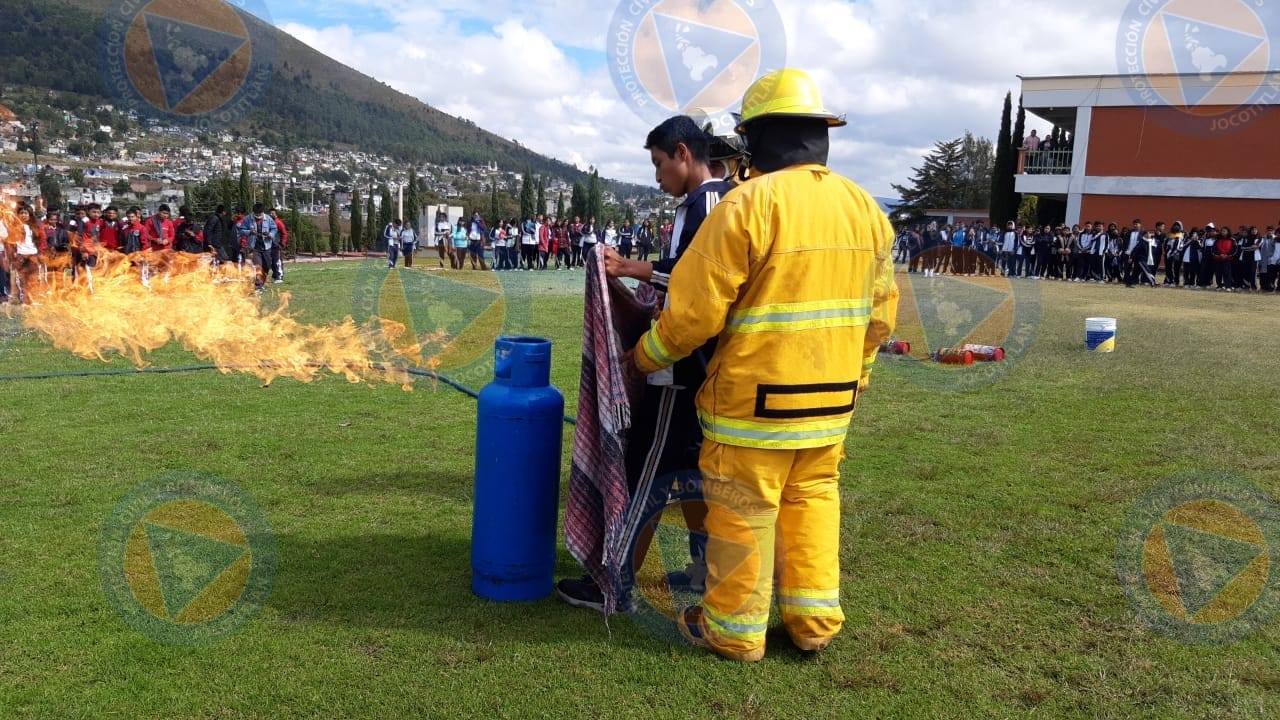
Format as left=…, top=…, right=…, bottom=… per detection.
left=895, top=219, right=1280, bottom=291
left=380, top=211, right=673, bottom=273
left=0, top=200, right=292, bottom=304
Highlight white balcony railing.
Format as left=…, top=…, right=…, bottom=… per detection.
left=1017, top=149, right=1073, bottom=175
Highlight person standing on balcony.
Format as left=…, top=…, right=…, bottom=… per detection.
left=1022, top=129, right=1041, bottom=173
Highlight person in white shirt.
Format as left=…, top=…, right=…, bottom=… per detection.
left=3, top=206, right=42, bottom=304
left=602, top=220, right=618, bottom=249
left=491, top=221, right=508, bottom=271
left=433, top=211, right=452, bottom=269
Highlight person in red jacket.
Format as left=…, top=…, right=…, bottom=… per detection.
left=99, top=205, right=121, bottom=253
left=75, top=203, right=106, bottom=290
left=554, top=219, right=571, bottom=269
left=1210, top=223, right=1237, bottom=291
left=537, top=214, right=551, bottom=270
left=269, top=208, right=287, bottom=283
left=144, top=204, right=176, bottom=250
left=142, top=204, right=176, bottom=283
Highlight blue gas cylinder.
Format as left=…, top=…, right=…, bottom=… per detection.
left=471, top=337, right=565, bottom=602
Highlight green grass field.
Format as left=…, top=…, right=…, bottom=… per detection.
left=1, top=260, right=1278, bottom=719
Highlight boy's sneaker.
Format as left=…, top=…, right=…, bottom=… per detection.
left=667, top=561, right=708, bottom=594
left=556, top=575, right=605, bottom=613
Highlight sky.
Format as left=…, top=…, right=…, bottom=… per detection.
left=256, top=0, right=1269, bottom=197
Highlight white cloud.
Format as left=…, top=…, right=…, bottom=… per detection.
left=274, top=0, right=1163, bottom=197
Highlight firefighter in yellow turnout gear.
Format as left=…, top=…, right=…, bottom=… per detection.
left=631, top=69, right=899, bottom=662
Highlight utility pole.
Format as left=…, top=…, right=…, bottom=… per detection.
left=29, top=120, right=40, bottom=167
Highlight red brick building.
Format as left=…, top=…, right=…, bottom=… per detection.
left=1015, top=72, right=1280, bottom=228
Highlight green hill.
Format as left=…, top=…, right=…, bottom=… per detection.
left=0, top=0, right=644, bottom=193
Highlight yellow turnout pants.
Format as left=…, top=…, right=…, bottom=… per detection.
left=697, top=439, right=845, bottom=657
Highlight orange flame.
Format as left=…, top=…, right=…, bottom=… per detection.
left=3, top=222, right=446, bottom=389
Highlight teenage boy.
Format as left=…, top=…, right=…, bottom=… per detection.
left=384, top=218, right=403, bottom=269
left=557, top=115, right=732, bottom=612
left=239, top=203, right=279, bottom=294
left=76, top=203, right=106, bottom=288
left=204, top=205, right=233, bottom=270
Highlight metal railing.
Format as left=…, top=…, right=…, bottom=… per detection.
left=1017, top=149, right=1073, bottom=175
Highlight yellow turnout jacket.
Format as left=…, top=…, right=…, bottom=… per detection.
left=634, top=164, right=899, bottom=450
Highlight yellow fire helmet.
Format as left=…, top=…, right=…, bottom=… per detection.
left=735, top=68, right=847, bottom=134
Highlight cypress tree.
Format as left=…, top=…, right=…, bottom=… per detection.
left=1006, top=95, right=1026, bottom=223
left=1012, top=96, right=1027, bottom=160
left=519, top=168, right=534, bottom=220
left=364, top=192, right=377, bottom=250
left=379, top=185, right=393, bottom=229
left=328, top=193, right=341, bottom=255
left=990, top=92, right=1015, bottom=225
left=350, top=188, right=363, bottom=252
left=237, top=158, right=251, bottom=212
left=405, top=169, right=421, bottom=231
left=570, top=182, right=586, bottom=219
left=586, top=168, right=603, bottom=222
left=219, top=174, right=236, bottom=213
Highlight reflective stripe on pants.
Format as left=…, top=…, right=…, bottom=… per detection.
left=697, top=439, right=845, bottom=658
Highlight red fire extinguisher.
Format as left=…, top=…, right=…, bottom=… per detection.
left=931, top=347, right=974, bottom=365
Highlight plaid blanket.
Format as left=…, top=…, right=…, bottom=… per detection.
left=564, top=247, right=652, bottom=616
